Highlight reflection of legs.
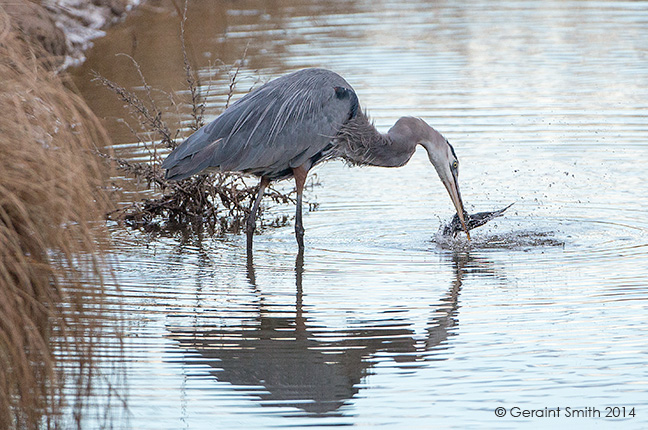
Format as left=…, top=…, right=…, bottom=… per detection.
left=295, top=249, right=305, bottom=334
left=292, top=165, right=308, bottom=250
left=246, top=176, right=270, bottom=252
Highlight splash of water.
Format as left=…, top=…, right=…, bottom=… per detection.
left=434, top=228, right=565, bottom=251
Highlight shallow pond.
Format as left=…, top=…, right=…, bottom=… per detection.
left=72, top=0, right=648, bottom=428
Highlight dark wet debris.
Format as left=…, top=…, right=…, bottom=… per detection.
left=443, top=203, right=514, bottom=237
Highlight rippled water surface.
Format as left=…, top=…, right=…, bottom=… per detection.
left=72, top=0, right=648, bottom=428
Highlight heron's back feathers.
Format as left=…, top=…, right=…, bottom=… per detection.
left=162, top=68, right=359, bottom=181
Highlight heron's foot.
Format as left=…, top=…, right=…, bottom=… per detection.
left=245, top=215, right=256, bottom=236
left=295, top=224, right=305, bottom=249
left=245, top=215, right=257, bottom=252
left=246, top=230, right=254, bottom=252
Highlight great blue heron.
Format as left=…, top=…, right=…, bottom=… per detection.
left=162, top=68, right=469, bottom=249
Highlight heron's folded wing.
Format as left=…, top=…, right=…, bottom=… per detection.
left=162, top=68, right=357, bottom=180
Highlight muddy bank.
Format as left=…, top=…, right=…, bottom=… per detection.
left=1, top=0, right=139, bottom=69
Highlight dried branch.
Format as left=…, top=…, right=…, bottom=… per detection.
left=225, top=43, right=248, bottom=109
left=180, top=1, right=205, bottom=131
left=91, top=71, right=175, bottom=151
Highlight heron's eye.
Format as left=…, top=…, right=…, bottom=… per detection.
left=452, top=161, right=458, bottom=170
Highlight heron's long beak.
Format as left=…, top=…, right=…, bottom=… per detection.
left=443, top=174, right=471, bottom=240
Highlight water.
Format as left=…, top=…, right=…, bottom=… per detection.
left=72, top=0, right=648, bottom=428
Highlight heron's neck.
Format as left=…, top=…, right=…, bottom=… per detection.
left=367, top=131, right=417, bottom=167
left=335, top=112, right=417, bottom=167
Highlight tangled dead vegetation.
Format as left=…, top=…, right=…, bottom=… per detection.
left=95, top=14, right=295, bottom=235
left=0, top=9, right=119, bottom=429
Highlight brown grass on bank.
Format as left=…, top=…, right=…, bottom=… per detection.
left=0, top=8, right=118, bottom=429
left=95, top=7, right=294, bottom=234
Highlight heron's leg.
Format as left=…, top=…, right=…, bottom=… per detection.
left=246, top=176, right=270, bottom=251
left=292, top=165, right=308, bottom=249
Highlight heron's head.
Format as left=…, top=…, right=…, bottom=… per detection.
left=414, top=120, right=470, bottom=238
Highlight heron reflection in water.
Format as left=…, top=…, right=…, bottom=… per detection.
left=161, top=68, right=469, bottom=250
left=164, top=252, right=494, bottom=415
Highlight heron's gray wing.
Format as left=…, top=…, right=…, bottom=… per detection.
left=162, top=68, right=358, bottom=181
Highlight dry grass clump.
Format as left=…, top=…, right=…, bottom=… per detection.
left=95, top=12, right=294, bottom=234
left=0, top=9, right=117, bottom=429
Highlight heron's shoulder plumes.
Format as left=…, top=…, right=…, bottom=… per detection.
left=333, top=109, right=389, bottom=166
left=334, top=111, right=418, bottom=168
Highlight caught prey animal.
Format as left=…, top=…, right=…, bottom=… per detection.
left=162, top=68, right=470, bottom=250
left=442, top=203, right=514, bottom=237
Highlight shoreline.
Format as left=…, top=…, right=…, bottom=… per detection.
left=1, top=0, right=140, bottom=70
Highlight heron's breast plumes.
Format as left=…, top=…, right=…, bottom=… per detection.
left=334, top=110, right=390, bottom=166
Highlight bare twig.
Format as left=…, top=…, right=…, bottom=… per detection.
left=91, top=71, right=175, bottom=150
left=180, top=0, right=204, bottom=131
left=225, top=43, right=248, bottom=109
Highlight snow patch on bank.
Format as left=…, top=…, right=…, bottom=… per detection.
left=43, top=0, right=141, bottom=69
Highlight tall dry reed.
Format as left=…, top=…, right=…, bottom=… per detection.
left=1, top=7, right=117, bottom=429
